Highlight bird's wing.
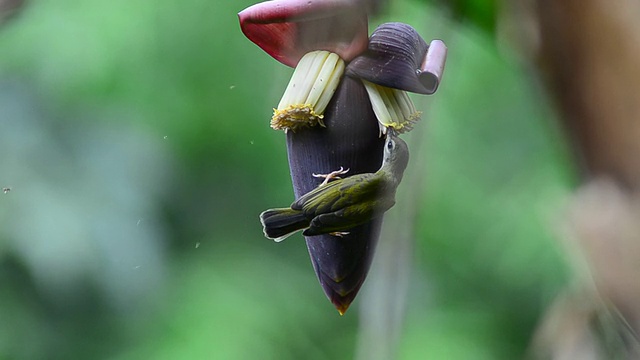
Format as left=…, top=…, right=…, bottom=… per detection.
left=291, top=172, right=385, bottom=215
left=303, top=196, right=396, bottom=236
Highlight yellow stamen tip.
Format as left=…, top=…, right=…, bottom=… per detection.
left=271, top=104, right=324, bottom=131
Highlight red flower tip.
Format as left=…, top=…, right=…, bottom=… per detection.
left=239, top=0, right=369, bottom=67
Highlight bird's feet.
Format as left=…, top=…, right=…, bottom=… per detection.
left=330, top=231, right=350, bottom=237
left=312, top=167, right=350, bottom=186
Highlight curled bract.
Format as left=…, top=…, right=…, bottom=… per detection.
left=238, top=0, right=369, bottom=67
left=346, top=22, right=447, bottom=94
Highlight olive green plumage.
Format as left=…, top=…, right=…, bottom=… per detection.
left=260, top=132, right=410, bottom=242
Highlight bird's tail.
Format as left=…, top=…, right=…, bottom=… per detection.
left=259, top=208, right=308, bottom=242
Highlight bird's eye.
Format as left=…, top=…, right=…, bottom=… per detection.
left=387, top=139, right=394, bottom=151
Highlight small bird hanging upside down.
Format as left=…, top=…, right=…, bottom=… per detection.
left=260, top=130, right=410, bottom=242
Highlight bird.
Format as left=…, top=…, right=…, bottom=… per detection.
left=260, top=130, right=410, bottom=242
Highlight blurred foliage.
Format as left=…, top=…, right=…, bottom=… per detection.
left=422, top=0, right=497, bottom=32
left=0, top=0, right=574, bottom=359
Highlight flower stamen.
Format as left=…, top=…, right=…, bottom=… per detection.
left=362, top=80, right=422, bottom=136
left=271, top=51, right=345, bottom=132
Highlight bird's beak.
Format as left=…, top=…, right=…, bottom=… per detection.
left=386, top=127, right=397, bottom=138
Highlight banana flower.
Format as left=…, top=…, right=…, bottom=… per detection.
left=239, top=0, right=446, bottom=314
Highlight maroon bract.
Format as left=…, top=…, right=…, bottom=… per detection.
left=286, top=76, right=385, bottom=314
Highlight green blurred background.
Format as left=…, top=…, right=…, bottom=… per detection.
left=0, top=0, right=576, bottom=359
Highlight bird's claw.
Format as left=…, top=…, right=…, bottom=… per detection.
left=312, top=166, right=350, bottom=186
left=330, top=231, right=350, bottom=237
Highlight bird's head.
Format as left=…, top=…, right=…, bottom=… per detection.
left=382, top=129, right=410, bottom=178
